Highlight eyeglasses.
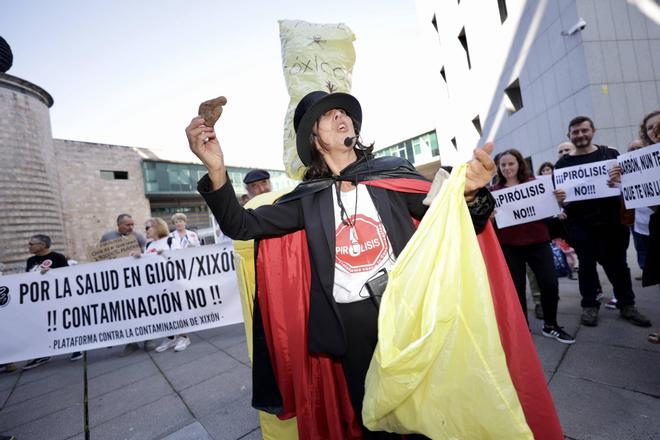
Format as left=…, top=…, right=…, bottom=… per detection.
left=28, top=242, right=43, bottom=246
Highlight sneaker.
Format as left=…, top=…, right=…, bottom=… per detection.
left=620, top=305, right=652, bottom=327
left=534, top=304, right=544, bottom=320
left=604, top=298, right=617, bottom=310
left=542, top=325, right=576, bottom=344
left=70, top=351, right=83, bottom=361
left=581, top=307, right=599, bottom=326
left=0, top=435, right=16, bottom=440
left=0, top=363, right=16, bottom=373
left=22, top=357, right=50, bottom=370
left=155, top=337, right=178, bottom=353
left=174, top=336, right=191, bottom=352
left=568, top=271, right=578, bottom=280
left=144, top=340, right=157, bottom=351
left=120, top=343, right=140, bottom=357
left=595, top=292, right=604, bottom=301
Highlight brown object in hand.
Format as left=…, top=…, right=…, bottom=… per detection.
left=198, top=96, right=227, bottom=127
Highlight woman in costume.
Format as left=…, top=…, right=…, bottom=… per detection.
left=186, top=91, right=496, bottom=438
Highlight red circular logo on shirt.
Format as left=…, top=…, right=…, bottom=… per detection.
left=40, top=260, right=53, bottom=269
left=335, top=214, right=389, bottom=273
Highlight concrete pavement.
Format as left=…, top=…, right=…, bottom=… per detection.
left=1, top=266, right=659, bottom=439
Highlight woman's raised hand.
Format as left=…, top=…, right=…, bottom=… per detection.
left=185, top=117, right=226, bottom=189
left=465, top=142, right=497, bottom=201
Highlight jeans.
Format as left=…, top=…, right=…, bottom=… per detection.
left=632, top=230, right=649, bottom=270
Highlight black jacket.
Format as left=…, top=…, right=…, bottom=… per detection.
left=198, top=158, right=494, bottom=356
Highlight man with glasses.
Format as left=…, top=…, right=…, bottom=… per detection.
left=100, top=213, right=147, bottom=249
left=22, top=234, right=82, bottom=370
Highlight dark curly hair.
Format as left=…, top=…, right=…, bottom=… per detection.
left=303, top=116, right=374, bottom=181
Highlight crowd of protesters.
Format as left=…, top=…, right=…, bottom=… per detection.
left=491, top=111, right=659, bottom=345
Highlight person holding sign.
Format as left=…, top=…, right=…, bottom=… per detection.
left=186, top=90, right=496, bottom=438
left=22, top=234, right=83, bottom=369
left=491, top=149, right=574, bottom=344
left=554, top=116, right=651, bottom=328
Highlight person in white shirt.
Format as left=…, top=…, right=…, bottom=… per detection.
left=152, top=215, right=198, bottom=352
left=169, top=213, right=201, bottom=248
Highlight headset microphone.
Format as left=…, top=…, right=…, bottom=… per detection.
left=343, top=136, right=357, bottom=147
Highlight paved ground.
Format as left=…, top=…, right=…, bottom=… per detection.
left=1, top=263, right=659, bottom=439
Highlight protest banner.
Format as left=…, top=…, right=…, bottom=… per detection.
left=87, top=235, right=141, bottom=261
left=491, top=175, right=561, bottom=228
left=553, top=159, right=620, bottom=202
left=618, top=143, right=660, bottom=209
left=0, top=244, right=242, bottom=364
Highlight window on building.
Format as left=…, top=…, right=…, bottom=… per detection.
left=431, top=14, right=438, bottom=32
left=413, top=138, right=422, bottom=155
left=440, top=66, right=447, bottom=83
left=100, top=170, right=128, bottom=180
left=458, top=28, right=471, bottom=69
left=504, top=79, right=523, bottom=113
left=451, top=137, right=458, bottom=150
left=472, top=115, right=483, bottom=136
left=498, top=0, right=508, bottom=23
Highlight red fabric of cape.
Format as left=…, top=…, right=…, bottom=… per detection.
left=257, top=231, right=362, bottom=439
left=254, top=178, right=562, bottom=439
left=478, top=223, right=564, bottom=440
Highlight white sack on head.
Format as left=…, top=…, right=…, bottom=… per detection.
left=279, top=19, right=356, bottom=179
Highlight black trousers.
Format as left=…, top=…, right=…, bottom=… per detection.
left=567, top=223, right=635, bottom=308
left=337, top=300, right=428, bottom=440
left=501, top=242, right=559, bottom=326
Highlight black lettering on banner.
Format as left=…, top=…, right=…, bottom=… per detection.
left=123, top=266, right=141, bottom=288
left=495, top=182, right=546, bottom=208
left=55, top=278, right=72, bottom=299
left=20, top=280, right=50, bottom=304
left=185, top=288, right=208, bottom=309
left=60, top=292, right=184, bottom=329
left=144, top=259, right=187, bottom=285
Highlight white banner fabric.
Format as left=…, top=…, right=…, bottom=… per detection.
left=491, top=175, right=561, bottom=228
left=553, top=159, right=620, bottom=202
left=618, top=143, right=660, bottom=209
left=0, top=244, right=242, bottom=364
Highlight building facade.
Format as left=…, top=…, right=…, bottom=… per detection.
left=0, top=71, right=297, bottom=273
left=416, top=0, right=660, bottom=169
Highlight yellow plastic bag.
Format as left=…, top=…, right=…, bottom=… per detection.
left=279, top=19, right=356, bottom=179
left=362, top=165, right=533, bottom=439
left=233, top=190, right=299, bottom=440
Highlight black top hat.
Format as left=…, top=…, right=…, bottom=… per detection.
left=293, top=91, right=362, bottom=166
left=243, top=169, right=271, bottom=184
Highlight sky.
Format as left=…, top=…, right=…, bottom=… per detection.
left=1, top=0, right=438, bottom=170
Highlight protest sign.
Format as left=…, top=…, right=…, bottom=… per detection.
left=553, top=159, right=620, bottom=202
left=87, top=235, right=141, bottom=261
left=0, top=244, right=242, bottom=364
left=491, top=175, right=561, bottom=228
left=618, top=143, right=660, bottom=209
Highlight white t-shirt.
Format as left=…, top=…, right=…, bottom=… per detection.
left=144, top=236, right=179, bottom=254
left=332, top=184, right=395, bottom=303
left=170, top=229, right=200, bottom=248
left=634, top=207, right=652, bottom=236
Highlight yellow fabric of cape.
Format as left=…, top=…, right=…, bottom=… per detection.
left=233, top=190, right=299, bottom=440
left=279, top=19, right=356, bottom=179
left=362, top=165, right=533, bottom=439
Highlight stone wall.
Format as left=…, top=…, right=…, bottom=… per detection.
left=0, top=73, right=66, bottom=274
left=53, top=139, right=155, bottom=263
